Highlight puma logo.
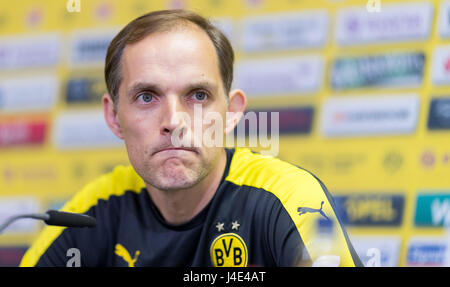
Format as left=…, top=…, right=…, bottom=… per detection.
left=114, top=244, right=140, bottom=267
left=297, top=201, right=330, bottom=221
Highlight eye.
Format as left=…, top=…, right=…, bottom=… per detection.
left=137, top=92, right=154, bottom=103
left=192, top=91, right=208, bottom=101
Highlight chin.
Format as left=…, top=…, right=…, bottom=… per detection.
left=152, top=177, right=199, bottom=191
left=149, top=167, right=203, bottom=191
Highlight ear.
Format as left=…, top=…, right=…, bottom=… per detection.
left=225, top=89, right=247, bottom=134
left=102, top=93, right=124, bottom=139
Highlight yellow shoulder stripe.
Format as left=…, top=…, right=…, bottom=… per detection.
left=225, top=148, right=356, bottom=267
left=20, top=165, right=145, bottom=267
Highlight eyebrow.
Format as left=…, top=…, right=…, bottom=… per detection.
left=126, top=80, right=219, bottom=98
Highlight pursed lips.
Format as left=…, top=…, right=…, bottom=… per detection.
left=153, top=147, right=198, bottom=156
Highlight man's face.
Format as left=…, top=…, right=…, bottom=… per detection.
left=114, top=25, right=228, bottom=191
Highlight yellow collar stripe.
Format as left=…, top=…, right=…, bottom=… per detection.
left=225, top=148, right=356, bottom=266
left=20, top=165, right=145, bottom=267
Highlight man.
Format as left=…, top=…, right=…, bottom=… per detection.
left=20, top=10, right=361, bottom=267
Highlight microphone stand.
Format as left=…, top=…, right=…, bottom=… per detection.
left=0, top=213, right=50, bottom=235
left=0, top=210, right=96, bottom=235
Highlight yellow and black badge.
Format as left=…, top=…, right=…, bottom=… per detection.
left=210, top=233, right=248, bottom=267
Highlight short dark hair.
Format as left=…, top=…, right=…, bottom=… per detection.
left=104, top=9, right=235, bottom=105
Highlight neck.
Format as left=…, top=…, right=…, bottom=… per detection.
left=146, top=149, right=227, bottom=225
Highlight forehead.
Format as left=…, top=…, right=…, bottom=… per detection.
left=120, top=25, right=222, bottom=93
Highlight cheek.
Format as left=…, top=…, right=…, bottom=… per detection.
left=119, top=113, right=158, bottom=151
left=119, top=109, right=154, bottom=136
left=122, top=125, right=155, bottom=173
left=201, top=105, right=227, bottom=128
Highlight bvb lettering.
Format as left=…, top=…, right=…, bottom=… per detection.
left=210, top=233, right=248, bottom=267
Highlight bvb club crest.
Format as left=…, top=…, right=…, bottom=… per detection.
left=210, top=233, right=248, bottom=267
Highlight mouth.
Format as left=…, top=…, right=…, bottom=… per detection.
left=152, top=147, right=198, bottom=156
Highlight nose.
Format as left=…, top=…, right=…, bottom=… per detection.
left=160, top=95, right=188, bottom=137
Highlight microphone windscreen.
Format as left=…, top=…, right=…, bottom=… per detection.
left=44, top=210, right=97, bottom=228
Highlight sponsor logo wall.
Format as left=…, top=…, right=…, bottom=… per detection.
left=1, top=0, right=450, bottom=266
left=52, top=110, right=123, bottom=150
left=0, top=34, right=60, bottom=70
left=414, top=192, right=450, bottom=227
left=0, top=115, right=48, bottom=147
left=428, top=98, right=450, bottom=130
left=331, top=52, right=425, bottom=90
left=407, top=237, right=450, bottom=267
left=240, top=11, right=329, bottom=52
left=320, top=95, right=420, bottom=137
left=335, top=2, right=433, bottom=45
left=334, top=193, right=404, bottom=226
left=68, top=29, right=119, bottom=67
left=0, top=197, right=42, bottom=234
left=350, top=236, right=401, bottom=267
left=233, top=55, right=323, bottom=96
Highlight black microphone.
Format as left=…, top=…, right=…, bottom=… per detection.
left=0, top=210, right=96, bottom=234
left=44, top=210, right=97, bottom=228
